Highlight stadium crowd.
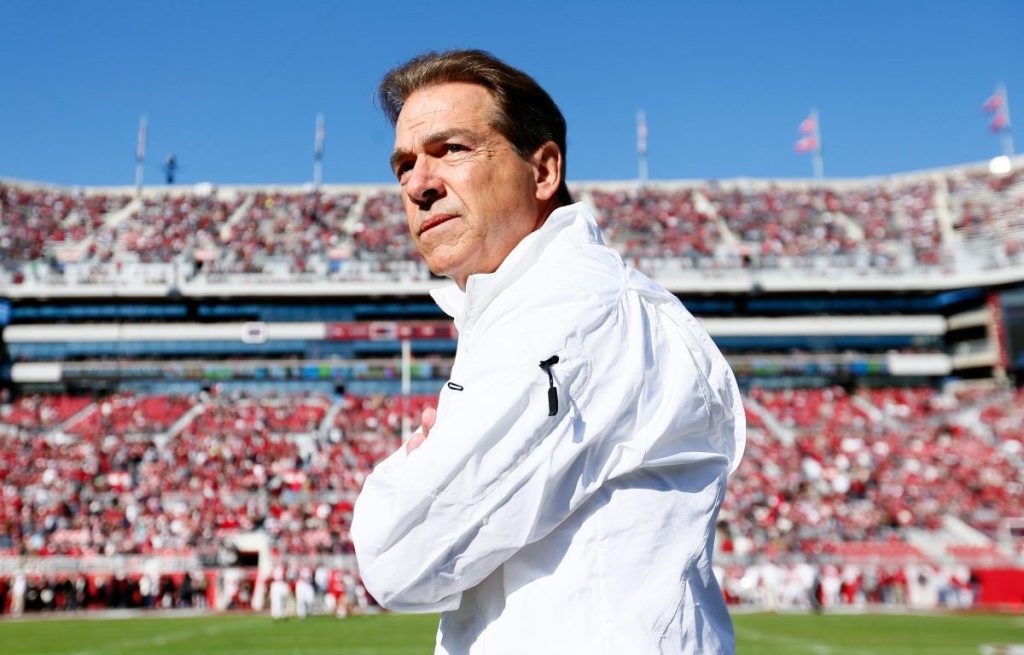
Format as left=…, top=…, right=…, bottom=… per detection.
left=2, top=160, right=1021, bottom=285
left=0, top=392, right=439, bottom=559
left=1, top=386, right=1020, bottom=549
left=0, top=185, right=130, bottom=278
left=948, top=167, right=1024, bottom=266
left=0, top=383, right=1021, bottom=614
left=206, top=192, right=357, bottom=275
left=722, top=385, right=1024, bottom=559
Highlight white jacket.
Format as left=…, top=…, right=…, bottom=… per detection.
left=351, top=203, right=745, bottom=654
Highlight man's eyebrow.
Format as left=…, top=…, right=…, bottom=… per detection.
left=389, top=149, right=411, bottom=174
left=390, top=128, right=479, bottom=172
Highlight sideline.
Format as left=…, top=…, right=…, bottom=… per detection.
left=0, top=608, right=251, bottom=623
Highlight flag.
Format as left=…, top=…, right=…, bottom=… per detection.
left=796, top=111, right=819, bottom=154
left=982, top=92, right=1003, bottom=114
left=795, top=135, right=818, bottom=154
left=983, top=86, right=1011, bottom=134
left=796, top=108, right=824, bottom=177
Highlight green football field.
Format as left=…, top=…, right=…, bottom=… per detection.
left=0, top=611, right=1022, bottom=654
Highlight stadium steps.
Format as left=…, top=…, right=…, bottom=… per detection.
left=946, top=396, right=992, bottom=437
left=832, top=211, right=865, bottom=242
left=320, top=401, right=342, bottom=435
left=906, top=516, right=999, bottom=563
left=49, top=197, right=143, bottom=264
left=163, top=400, right=209, bottom=442
left=904, top=526, right=951, bottom=562
left=940, top=515, right=996, bottom=545
left=103, top=197, right=155, bottom=262
left=933, top=178, right=960, bottom=254
left=218, top=193, right=255, bottom=241
left=946, top=543, right=1017, bottom=567
left=99, top=195, right=143, bottom=255
left=742, top=396, right=795, bottom=446
left=103, top=196, right=143, bottom=229
left=54, top=400, right=98, bottom=435
left=850, top=395, right=887, bottom=426
left=342, top=191, right=372, bottom=234
left=693, top=189, right=739, bottom=247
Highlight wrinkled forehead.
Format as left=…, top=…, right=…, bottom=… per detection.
left=394, top=82, right=498, bottom=144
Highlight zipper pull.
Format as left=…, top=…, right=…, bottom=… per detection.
left=538, top=355, right=560, bottom=416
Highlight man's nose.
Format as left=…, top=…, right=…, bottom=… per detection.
left=405, top=158, right=445, bottom=206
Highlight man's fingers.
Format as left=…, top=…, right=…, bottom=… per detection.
left=406, top=431, right=427, bottom=454
left=421, top=407, right=437, bottom=437
left=406, top=407, right=437, bottom=454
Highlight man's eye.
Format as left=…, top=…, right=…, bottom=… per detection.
left=444, top=143, right=467, bottom=154
left=396, top=163, right=413, bottom=179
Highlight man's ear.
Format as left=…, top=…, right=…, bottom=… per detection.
left=531, top=141, right=563, bottom=203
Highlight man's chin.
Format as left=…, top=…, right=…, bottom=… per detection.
left=421, top=251, right=477, bottom=288
left=424, top=259, right=460, bottom=284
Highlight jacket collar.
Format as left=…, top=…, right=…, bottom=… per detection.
left=430, top=202, right=604, bottom=331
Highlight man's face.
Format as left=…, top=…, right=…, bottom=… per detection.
left=391, top=83, right=544, bottom=289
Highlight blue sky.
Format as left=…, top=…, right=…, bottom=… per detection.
left=1, top=1, right=1021, bottom=187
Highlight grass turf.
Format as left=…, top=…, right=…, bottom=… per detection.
left=0, top=611, right=1021, bottom=654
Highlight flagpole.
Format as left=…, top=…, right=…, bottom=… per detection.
left=313, top=113, right=325, bottom=189
left=636, top=109, right=648, bottom=185
left=999, top=83, right=1015, bottom=158
left=811, top=107, right=824, bottom=180
left=134, top=115, right=147, bottom=194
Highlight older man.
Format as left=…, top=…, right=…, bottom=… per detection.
left=351, top=50, right=745, bottom=654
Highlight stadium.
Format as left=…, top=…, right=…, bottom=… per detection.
left=3, top=0, right=1024, bottom=650
left=2, top=153, right=1024, bottom=651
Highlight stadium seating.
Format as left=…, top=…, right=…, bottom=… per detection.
left=0, top=391, right=436, bottom=558
left=209, top=191, right=357, bottom=274
left=715, top=385, right=1024, bottom=558
left=0, top=184, right=130, bottom=275
left=945, top=544, right=1015, bottom=567
left=2, top=159, right=1021, bottom=285
left=947, top=168, right=1024, bottom=267
left=2, top=159, right=1023, bottom=613
left=94, top=194, right=241, bottom=264
left=1, top=385, right=1021, bottom=613
left=3, top=386, right=1021, bottom=560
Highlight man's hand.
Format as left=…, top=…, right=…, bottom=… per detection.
left=406, top=406, right=437, bottom=453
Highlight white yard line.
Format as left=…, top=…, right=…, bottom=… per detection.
left=734, top=625, right=883, bottom=655
left=63, top=618, right=261, bottom=655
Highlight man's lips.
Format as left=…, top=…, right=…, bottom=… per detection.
left=418, top=213, right=457, bottom=236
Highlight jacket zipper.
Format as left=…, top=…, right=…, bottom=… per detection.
left=538, top=355, right=560, bottom=416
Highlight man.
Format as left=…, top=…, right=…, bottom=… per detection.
left=269, top=567, right=291, bottom=620
left=351, top=50, right=745, bottom=654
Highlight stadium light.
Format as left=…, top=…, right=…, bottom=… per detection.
left=989, top=155, right=1013, bottom=175
left=193, top=181, right=215, bottom=196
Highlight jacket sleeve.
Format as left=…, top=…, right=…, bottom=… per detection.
left=350, top=293, right=647, bottom=612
